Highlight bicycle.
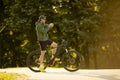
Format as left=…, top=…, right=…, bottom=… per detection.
left=26, top=39, right=82, bottom=72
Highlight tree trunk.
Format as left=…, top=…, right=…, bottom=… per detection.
left=83, top=44, right=90, bottom=69
left=0, top=39, right=2, bottom=68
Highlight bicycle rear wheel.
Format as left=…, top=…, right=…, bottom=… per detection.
left=26, top=50, right=49, bottom=72
left=26, top=50, right=40, bottom=72
left=61, top=50, right=82, bottom=72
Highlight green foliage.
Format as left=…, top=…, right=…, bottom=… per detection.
left=0, top=72, right=15, bottom=80
left=0, top=72, right=27, bottom=80
left=0, top=0, right=101, bottom=68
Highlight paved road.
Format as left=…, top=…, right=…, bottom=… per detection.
left=0, top=68, right=120, bottom=80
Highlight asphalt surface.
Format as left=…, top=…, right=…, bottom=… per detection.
left=0, top=68, right=120, bottom=80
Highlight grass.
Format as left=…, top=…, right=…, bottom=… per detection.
left=0, top=72, right=27, bottom=80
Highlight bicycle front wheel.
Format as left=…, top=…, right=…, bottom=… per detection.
left=61, top=50, right=82, bottom=72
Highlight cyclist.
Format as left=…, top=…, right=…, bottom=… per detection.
left=35, top=15, right=57, bottom=72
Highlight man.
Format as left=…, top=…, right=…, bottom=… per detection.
left=35, top=15, right=57, bottom=72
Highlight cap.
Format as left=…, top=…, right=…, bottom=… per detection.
left=38, top=15, right=46, bottom=21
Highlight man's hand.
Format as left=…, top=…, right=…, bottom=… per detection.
left=49, top=23, right=54, bottom=28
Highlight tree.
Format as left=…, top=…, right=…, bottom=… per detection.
left=0, top=0, right=4, bottom=68
left=54, top=0, right=101, bottom=68
left=93, top=0, right=120, bottom=68
left=1, top=0, right=100, bottom=68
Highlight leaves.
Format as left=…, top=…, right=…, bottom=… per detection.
left=0, top=0, right=101, bottom=68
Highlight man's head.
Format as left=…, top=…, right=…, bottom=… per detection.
left=38, top=15, right=46, bottom=24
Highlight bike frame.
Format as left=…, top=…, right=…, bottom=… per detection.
left=45, top=39, right=69, bottom=65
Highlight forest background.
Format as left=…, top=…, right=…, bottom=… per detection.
left=0, top=0, right=120, bottom=69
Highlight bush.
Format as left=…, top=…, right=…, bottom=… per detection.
left=0, top=72, right=27, bottom=80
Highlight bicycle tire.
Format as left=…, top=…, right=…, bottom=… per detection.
left=61, top=50, right=82, bottom=72
left=26, top=49, right=50, bottom=72
left=26, top=50, right=41, bottom=72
